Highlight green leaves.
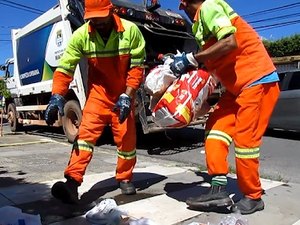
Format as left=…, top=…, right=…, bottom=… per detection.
left=0, top=79, right=10, bottom=98
left=263, top=34, right=300, bottom=57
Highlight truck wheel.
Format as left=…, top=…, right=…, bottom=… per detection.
left=62, top=100, right=82, bottom=143
left=7, top=103, right=22, bottom=132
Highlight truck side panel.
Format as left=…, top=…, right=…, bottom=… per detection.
left=16, top=21, right=71, bottom=87
left=17, top=25, right=53, bottom=86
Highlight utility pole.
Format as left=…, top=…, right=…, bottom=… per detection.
left=0, top=105, right=3, bottom=137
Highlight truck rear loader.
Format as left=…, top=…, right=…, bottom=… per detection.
left=1, top=0, right=205, bottom=142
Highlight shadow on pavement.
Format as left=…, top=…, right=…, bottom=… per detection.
left=0, top=166, right=54, bottom=224
left=265, top=129, right=300, bottom=141
left=81, top=172, right=167, bottom=205
left=6, top=172, right=168, bottom=225
left=95, top=125, right=205, bottom=156
left=136, top=126, right=205, bottom=155
left=0, top=166, right=28, bottom=188
left=164, top=171, right=244, bottom=214
left=24, top=126, right=67, bottom=141
left=3, top=123, right=206, bottom=157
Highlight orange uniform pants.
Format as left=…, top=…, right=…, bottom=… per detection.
left=205, top=82, right=279, bottom=199
left=64, top=98, right=137, bottom=184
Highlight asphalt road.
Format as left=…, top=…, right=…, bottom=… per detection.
left=2, top=123, right=300, bottom=184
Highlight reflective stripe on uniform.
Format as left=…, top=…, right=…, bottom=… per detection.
left=117, top=149, right=136, bottom=160
left=205, top=130, right=232, bottom=146
left=57, top=15, right=145, bottom=77
left=235, top=147, right=260, bottom=159
left=131, top=58, right=146, bottom=66
left=84, top=48, right=131, bottom=57
left=73, top=140, right=94, bottom=152
left=56, top=66, right=75, bottom=75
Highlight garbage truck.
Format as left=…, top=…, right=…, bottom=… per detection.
left=1, top=0, right=207, bottom=142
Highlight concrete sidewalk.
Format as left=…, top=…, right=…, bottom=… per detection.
left=0, top=129, right=300, bottom=225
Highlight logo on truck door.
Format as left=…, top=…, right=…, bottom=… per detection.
left=56, top=30, right=63, bottom=47
left=54, top=29, right=64, bottom=61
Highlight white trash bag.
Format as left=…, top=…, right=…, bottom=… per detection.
left=86, top=199, right=124, bottom=225
left=0, top=206, right=42, bottom=225
left=218, top=215, right=248, bottom=225
left=187, top=214, right=249, bottom=225
left=128, top=217, right=159, bottom=225
left=144, top=56, right=176, bottom=97
left=86, top=199, right=159, bottom=225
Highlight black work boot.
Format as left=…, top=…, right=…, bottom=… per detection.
left=119, top=180, right=136, bottom=195
left=51, top=178, right=80, bottom=204
left=186, top=185, right=232, bottom=209
left=231, top=197, right=264, bottom=214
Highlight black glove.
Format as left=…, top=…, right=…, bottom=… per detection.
left=170, top=52, right=198, bottom=77
left=44, top=94, right=66, bottom=125
left=113, top=93, right=131, bottom=124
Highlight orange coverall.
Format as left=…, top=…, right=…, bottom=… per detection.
left=52, top=14, right=146, bottom=184
left=193, top=1, right=280, bottom=199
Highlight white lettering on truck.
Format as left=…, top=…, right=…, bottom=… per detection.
left=20, top=69, right=40, bottom=79
left=54, top=49, right=65, bottom=61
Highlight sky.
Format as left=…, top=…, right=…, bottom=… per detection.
left=0, top=0, right=300, bottom=67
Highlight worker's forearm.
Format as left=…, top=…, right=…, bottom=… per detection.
left=194, top=34, right=238, bottom=63
left=125, top=86, right=136, bottom=99
left=52, top=71, right=73, bottom=96
left=125, top=67, right=144, bottom=99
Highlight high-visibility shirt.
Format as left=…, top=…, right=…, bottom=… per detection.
left=52, top=14, right=146, bottom=105
left=192, top=0, right=276, bottom=96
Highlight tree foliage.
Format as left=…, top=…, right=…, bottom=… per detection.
left=263, top=34, right=300, bottom=57
left=0, top=79, right=10, bottom=99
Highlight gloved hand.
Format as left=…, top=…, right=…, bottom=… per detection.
left=44, top=94, right=66, bottom=126
left=170, top=52, right=198, bottom=77
left=113, top=93, right=131, bottom=124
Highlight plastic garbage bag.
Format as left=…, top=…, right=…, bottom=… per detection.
left=0, top=206, right=42, bottom=225
left=186, top=223, right=206, bottom=225
left=186, top=214, right=248, bottom=225
left=144, top=56, right=176, bottom=97
left=86, top=199, right=125, bottom=225
left=128, top=217, right=159, bottom=225
left=218, top=215, right=248, bottom=225
left=86, top=199, right=159, bottom=225
left=152, top=68, right=214, bottom=128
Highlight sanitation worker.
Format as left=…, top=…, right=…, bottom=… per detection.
left=170, top=0, right=280, bottom=214
left=45, top=0, right=146, bottom=204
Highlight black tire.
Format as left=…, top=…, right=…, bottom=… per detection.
left=7, top=103, right=22, bottom=132
left=62, top=100, right=82, bottom=143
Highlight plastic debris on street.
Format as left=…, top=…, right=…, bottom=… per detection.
left=85, top=199, right=159, bottom=225
left=187, top=214, right=249, bottom=225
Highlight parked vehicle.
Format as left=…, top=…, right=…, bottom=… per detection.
left=269, top=56, right=300, bottom=132
left=0, top=0, right=203, bottom=142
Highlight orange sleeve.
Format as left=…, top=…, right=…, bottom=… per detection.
left=126, top=67, right=144, bottom=90
left=52, top=70, right=73, bottom=96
